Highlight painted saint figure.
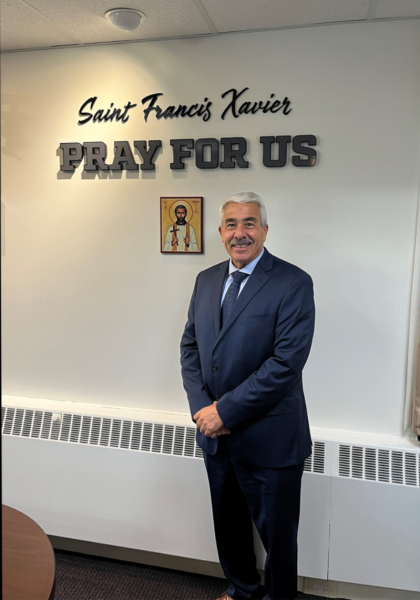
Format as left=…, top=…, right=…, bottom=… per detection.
left=163, top=205, right=199, bottom=252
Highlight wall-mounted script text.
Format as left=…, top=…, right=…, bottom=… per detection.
left=77, top=88, right=292, bottom=125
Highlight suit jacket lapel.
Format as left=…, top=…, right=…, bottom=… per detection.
left=211, top=261, right=229, bottom=338
left=214, top=249, right=273, bottom=347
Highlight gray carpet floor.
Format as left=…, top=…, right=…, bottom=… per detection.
left=54, top=550, right=348, bottom=600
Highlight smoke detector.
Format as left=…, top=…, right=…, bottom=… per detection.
left=105, top=9, right=145, bottom=31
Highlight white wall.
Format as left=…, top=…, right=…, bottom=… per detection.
left=2, top=20, right=420, bottom=436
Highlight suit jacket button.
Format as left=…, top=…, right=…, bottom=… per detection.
left=214, top=395, right=219, bottom=401
left=212, top=365, right=218, bottom=371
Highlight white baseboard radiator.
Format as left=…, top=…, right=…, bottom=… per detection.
left=2, top=400, right=420, bottom=593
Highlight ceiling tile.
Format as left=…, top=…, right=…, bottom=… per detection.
left=374, top=0, right=420, bottom=19
left=22, top=0, right=212, bottom=44
left=0, top=0, right=80, bottom=51
left=200, top=0, right=370, bottom=32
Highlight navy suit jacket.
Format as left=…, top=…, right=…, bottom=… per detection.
left=180, top=248, right=315, bottom=468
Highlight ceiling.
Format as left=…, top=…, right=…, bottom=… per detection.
left=1, top=0, right=419, bottom=53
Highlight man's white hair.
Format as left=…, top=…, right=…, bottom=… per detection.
left=219, top=192, right=268, bottom=227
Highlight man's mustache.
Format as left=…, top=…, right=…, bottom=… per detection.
left=230, top=237, right=252, bottom=247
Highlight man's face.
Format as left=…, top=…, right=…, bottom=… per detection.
left=175, top=208, right=187, bottom=224
left=218, top=202, right=268, bottom=269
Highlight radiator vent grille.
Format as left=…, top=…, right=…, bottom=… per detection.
left=90, top=417, right=101, bottom=446
left=2, top=406, right=204, bottom=460
left=12, top=409, right=24, bottom=436
left=41, top=412, right=52, bottom=439
left=22, top=410, right=34, bottom=437
left=304, top=441, right=326, bottom=474
left=338, top=444, right=419, bottom=487
left=100, top=418, right=111, bottom=447
left=120, top=421, right=132, bottom=449
left=7, top=405, right=417, bottom=481
left=80, top=416, right=91, bottom=444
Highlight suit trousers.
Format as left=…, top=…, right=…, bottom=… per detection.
left=204, top=437, right=304, bottom=600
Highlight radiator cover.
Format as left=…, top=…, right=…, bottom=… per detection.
left=2, top=399, right=420, bottom=591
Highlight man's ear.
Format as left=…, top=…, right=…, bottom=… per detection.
left=218, top=226, right=223, bottom=238
left=263, top=224, right=269, bottom=241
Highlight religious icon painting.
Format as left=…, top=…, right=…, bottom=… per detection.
left=160, top=197, right=204, bottom=254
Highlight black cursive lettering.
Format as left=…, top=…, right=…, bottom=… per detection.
left=221, top=88, right=292, bottom=119
left=78, top=97, right=97, bottom=125
left=141, top=93, right=211, bottom=122
left=93, top=109, right=104, bottom=123
left=142, top=93, right=164, bottom=122
left=221, top=88, right=249, bottom=119
left=117, top=101, right=137, bottom=123
left=78, top=97, right=136, bottom=125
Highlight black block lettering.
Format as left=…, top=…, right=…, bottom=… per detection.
left=260, top=136, right=290, bottom=167
left=220, top=137, right=249, bottom=169
left=83, top=142, right=109, bottom=171
left=170, top=139, right=194, bottom=170
left=292, top=135, right=317, bottom=167
left=133, top=140, right=162, bottom=171
left=60, top=142, right=83, bottom=171
left=196, top=138, right=219, bottom=169
left=110, top=141, right=139, bottom=171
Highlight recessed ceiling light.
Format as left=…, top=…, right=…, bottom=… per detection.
left=105, top=9, right=146, bottom=32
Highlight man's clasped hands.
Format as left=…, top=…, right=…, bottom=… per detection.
left=194, top=402, right=231, bottom=438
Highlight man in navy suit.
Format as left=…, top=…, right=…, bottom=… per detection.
left=180, top=192, right=315, bottom=600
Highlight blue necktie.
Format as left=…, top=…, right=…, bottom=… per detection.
left=222, top=271, right=249, bottom=327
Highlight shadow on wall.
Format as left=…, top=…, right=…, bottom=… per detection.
left=1, top=93, right=34, bottom=161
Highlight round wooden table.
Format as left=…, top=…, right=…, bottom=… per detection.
left=2, top=505, right=56, bottom=600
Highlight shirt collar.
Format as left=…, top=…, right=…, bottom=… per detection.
left=228, top=247, right=265, bottom=277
